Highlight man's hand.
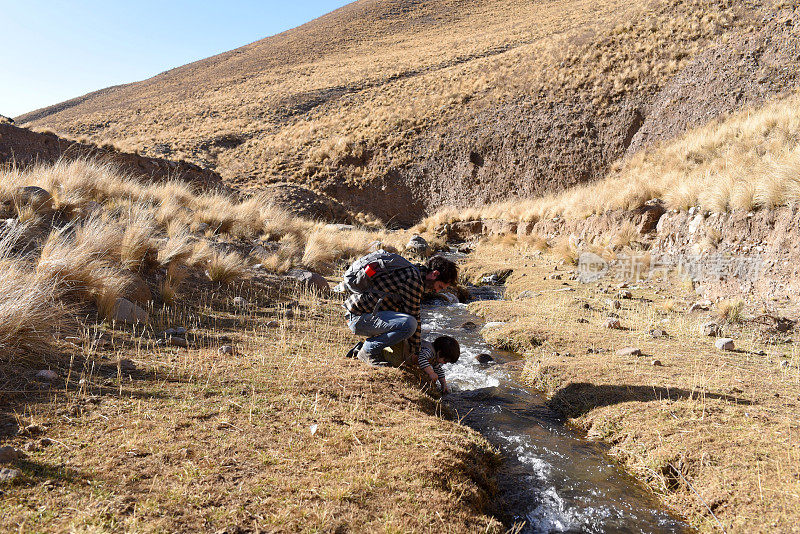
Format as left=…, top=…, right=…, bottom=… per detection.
left=439, top=378, right=450, bottom=394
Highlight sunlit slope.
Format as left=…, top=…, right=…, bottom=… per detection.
left=21, top=0, right=794, bottom=224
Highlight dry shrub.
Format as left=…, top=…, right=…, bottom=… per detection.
left=120, top=208, right=156, bottom=271
left=716, top=298, right=745, bottom=324
left=37, top=228, right=129, bottom=320
left=0, top=226, right=67, bottom=357
left=301, top=229, right=372, bottom=272
left=552, top=235, right=579, bottom=265
left=160, top=262, right=190, bottom=306
left=158, top=232, right=195, bottom=268
left=206, top=250, right=247, bottom=284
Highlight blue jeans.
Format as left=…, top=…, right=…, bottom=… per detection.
left=347, top=311, right=417, bottom=357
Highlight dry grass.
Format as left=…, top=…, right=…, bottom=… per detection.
left=205, top=250, right=247, bottom=284
left=462, top=243, right=800, bottom=533
left=0, top=254, right=502, bottom=533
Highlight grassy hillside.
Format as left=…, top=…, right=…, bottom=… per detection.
left=21, top=0, right=794, bottom=224
left=420, top=89, right=800, bottom=227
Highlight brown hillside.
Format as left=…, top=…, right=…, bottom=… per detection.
left=18, top=0, right=799, bottom=224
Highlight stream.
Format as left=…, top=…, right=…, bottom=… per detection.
left=423, top=290, right=688, bottom=533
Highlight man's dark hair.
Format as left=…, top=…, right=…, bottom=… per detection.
left=427, top=255, right=458, bottom=285
left=433, top=335, right=460, bottom=364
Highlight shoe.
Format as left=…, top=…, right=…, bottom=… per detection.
left=346, top=341, right=364, bottom=359
left=355, top=346, right=386, bottom=367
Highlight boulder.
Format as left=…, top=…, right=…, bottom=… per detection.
left=604, top=318, right=622, bottom=329
left=475, top=353, right=494, bottom=364
left=35, top=369, right=58, bottom=381
left=616, top=347, right=642, bottom=357
left=0, top=446, right=23, bottom=464
left=112, top=298, right=148, bottom=324
left=15, top=186, right=53, bottom=215
left=715, top=338, right=735, bottom=351
left=287, top=269, right=330, bottom=293
left=652, top=360, right=664, bottom=367
left=405, top=235, right=429, bottom=256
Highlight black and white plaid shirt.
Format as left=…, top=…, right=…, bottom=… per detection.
left=344, top=264, right=427, bottom=357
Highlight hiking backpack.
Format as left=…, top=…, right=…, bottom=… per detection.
left=335, top=250, right=414, bottom=294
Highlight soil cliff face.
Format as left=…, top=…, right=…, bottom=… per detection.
left=16, top=0, right=799, bottom=224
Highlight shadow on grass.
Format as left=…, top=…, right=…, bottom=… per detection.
left=549, top=382, right=754, bottom=418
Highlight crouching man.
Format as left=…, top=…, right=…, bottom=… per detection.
left=342, top=251, right=458, bottom=367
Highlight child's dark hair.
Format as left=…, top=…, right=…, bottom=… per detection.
left=427, top=255, right=458, bottom=285
left=433, top=335, right=460, bottom=363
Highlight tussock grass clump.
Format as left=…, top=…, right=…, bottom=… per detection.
left=716, top=298, right=745, bottom=324
left=205, top=250, right=247, bottom=284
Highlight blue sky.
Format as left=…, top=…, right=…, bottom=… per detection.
left=0, top=0, right=352, bottom=118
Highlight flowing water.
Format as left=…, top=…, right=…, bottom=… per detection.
left=423, top=292, right=688, bottom=533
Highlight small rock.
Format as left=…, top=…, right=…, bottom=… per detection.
left=688, top=299, right=712, bottom=312
left=35, top=370, right=58, bottom=381
left=652, top=360, right=663, bottom=367
left=617, top=290, right=632, bottom=299
left=39, top=438, right=52, bottom=448
left=457, top=244, right=473, bottom=254
left=287, top=269, right=330, bottom=293
left=715, top=338, right=735, bottom=351
left=616, top=347, right=642, bottom=357
left=781, top=360, right=791, bottom=369
left=617, top=282, right=629, bottom=289
left=482, top=274, right=501, bottom=285
left=195, top=222, right=209, bottom=233
left=219, top=345, right=235, bottom=355
left=605, top=299, right=621, bottom=310
left=112, top=298, right=148, bottom=324
left=232, top=296, right=248, bottom=308
left=405, top=235, right=429, bottom=256
left=168, top=337, right=188, bottom=348
left=0, top=468, right=21, bottom=484
left=460, top=321, right=478, bottom=330
left=24, top=424, right=44, bottom=435
left=649, top=328, right=668, bottom=338
left=0, top=446, right=23, bottom=464
left=604, top=318, right=622, bottom=329
left=577, top=318, right=589, bottom=323
left=475, top=353, right=494, bottom=364
left=119, top=359, right=136, bottom=371
left=265, top=320, right=280, bottom=328
left=548, top=274, right=562, bottom=280
left=702, top=321, right=720, bottom=337
left=22, top=441, right=39, bottom=453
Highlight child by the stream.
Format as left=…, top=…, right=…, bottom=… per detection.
left=418, top=335, right=460, bottom=394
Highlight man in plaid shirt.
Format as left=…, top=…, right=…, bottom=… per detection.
left=345, top=254, right=458, bottom=366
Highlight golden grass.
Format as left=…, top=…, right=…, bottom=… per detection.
left=0, top=159, right=419, bottom=356
left=205, top=250, right=247, bottom=284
